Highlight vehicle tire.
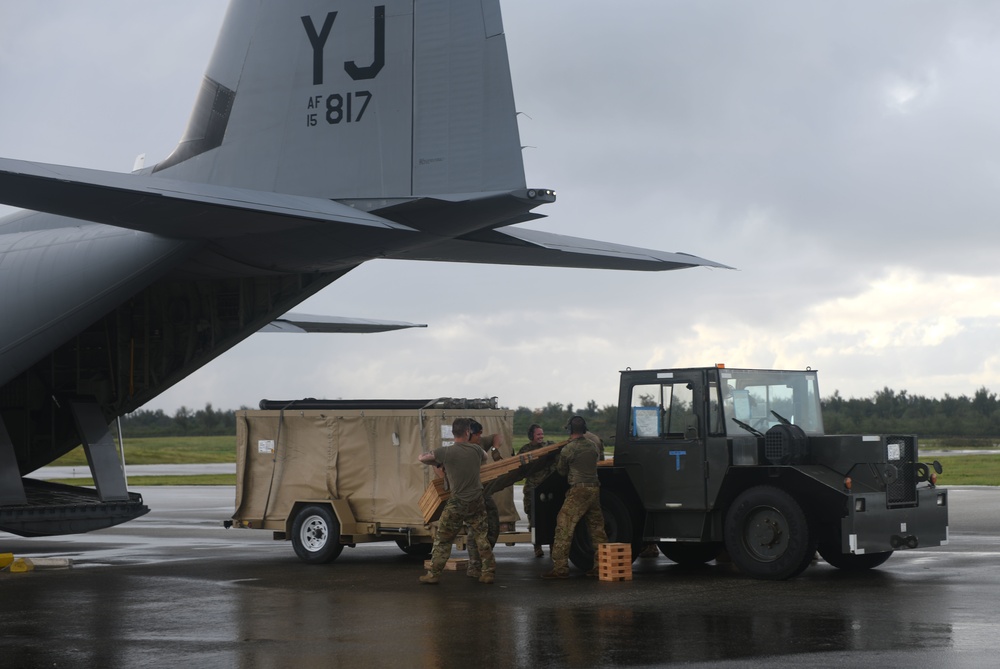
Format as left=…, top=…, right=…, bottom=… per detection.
left=724, top=485, right=815, bottom=580
left=658, top=541, right=723, bottom=566
left=291, top=504, right=344, bottom=564
left=818, top=544, right=893, bottom=571
left=395, top=539, right=433, bottom=556
left=568, top=490, right=642, bottom=572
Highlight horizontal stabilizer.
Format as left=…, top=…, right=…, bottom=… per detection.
left=390, top=226, right=733, bottom=271
left=0, top=158, right=412, bottom=238
left=259, top=313, right=427, bottom=334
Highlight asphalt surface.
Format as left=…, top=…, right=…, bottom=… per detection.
left=1, top=485, right=998, bottom=669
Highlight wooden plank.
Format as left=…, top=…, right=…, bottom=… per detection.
left=598, top=565, right=633, bottom=582
left=598, top=542, right=633, bottom=581
left=424, top=558, right=468, bottom=571
left=420, top=441, right=568, bottom=523
left=598, top=543, right=632, bottom=560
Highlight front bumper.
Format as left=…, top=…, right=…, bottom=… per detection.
left=839, top=487, right=948, bottom=554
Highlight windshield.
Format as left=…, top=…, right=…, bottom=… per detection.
left=718, top=369, right=824, bottom=437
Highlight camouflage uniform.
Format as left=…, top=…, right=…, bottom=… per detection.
left=465, top=495, right=497, bottom=575
left=517, top=440, right=555, bottom=529
left=549, top=436, right=608, bottom=575
left=430, top=495, right=495, bottom=577
left=424, top=441, right=495, bottom=580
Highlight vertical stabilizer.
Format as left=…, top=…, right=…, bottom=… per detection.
left=155, top=0, right=526, bottom=199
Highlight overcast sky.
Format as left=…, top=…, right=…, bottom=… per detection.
left=3, top=1, right=1000, bottom=416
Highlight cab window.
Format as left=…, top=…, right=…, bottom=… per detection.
left=629, top=382, right=696, bottom=439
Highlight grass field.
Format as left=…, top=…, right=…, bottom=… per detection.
left=931, top=455, right=1000, bottom=486
left=50, top=474, right=235, bottom=487
left=51, top=435, right=236, bottom=466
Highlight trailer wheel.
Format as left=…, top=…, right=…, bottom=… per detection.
left=818, top=544, right=893, bottom=571
left=291, top=505, right=344, bottom=564
left=658, top=541, right=723, bottom=566
left=395, top=539, right=433, bottom=556
left=724, top=486, right=815, bottom=580
left=568, top=490, right=641, bottom=571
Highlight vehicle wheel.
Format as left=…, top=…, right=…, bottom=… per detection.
left=818, top=544, right=893, bottom=571
left=724, top=486, right=815, bottom=580
left=291, top=504, right=344, bottom=564
left=569, top=490, right=642, bottom=572
left=658, top=541, right=723, bottom=566
left=395, top=539, right=433, bottom=556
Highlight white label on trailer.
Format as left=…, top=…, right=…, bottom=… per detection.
left=862, top=435, right=880, bottom=441
left=258, top=440, right=275, bottom=454
left=656, top=372, right=674, bottom=379
left=887, top=442, right=901, bottom=460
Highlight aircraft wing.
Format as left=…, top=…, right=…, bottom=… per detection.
left=0, top=157, right=413, bottom=236
left=389, top=226, right=733, bottom=271
left=260, top=314, right=427, bottom=334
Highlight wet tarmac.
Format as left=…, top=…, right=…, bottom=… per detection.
left=1, top=485, right=998, bottom=668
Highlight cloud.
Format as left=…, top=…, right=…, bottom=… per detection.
left=4, top=1, right=1000, bottom=418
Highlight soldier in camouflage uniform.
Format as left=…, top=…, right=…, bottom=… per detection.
left=517, top=424, right=554, bottom=557
left=418, top=418, right=495, bottom=585
left=543, top=416, right=608, bottom=579
left=466, top=421, right=500, bottom=577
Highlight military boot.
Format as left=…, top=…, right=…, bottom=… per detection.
left=419, top=571, right=440, bottom=585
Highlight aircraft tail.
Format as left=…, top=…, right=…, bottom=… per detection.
left=153, top=0, right=526, bottom=200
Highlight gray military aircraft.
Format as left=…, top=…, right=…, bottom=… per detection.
left=0, top=0, right=728, bottom=536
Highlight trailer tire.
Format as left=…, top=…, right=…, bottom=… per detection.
left=395, top=539, right=433, bottom=556
left=568, top=490, right=641, bottom=572
left=291, top=505, right=344, bottom=564
left=818, top=544, right=893, bottom=571
left=658, top=541, right=723, bottom=566
left=724, top=486, right=815, bottom=580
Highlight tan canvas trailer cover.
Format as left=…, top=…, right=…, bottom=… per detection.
left=231, top=400, right=516, bottom=562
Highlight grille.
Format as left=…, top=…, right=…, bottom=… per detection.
left=886, top=436, right=917, bottom=507
left=763, top=423, right=807, bottom=465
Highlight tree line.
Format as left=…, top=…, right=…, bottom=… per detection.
left=121, top=387, right=1000, bottom=441
left=121, top=404, right=242, bottom=437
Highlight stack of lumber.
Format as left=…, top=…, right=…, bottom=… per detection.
left=597, top=543, right=633, bottom=582
left=419, top=441, right=567, bottom=523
